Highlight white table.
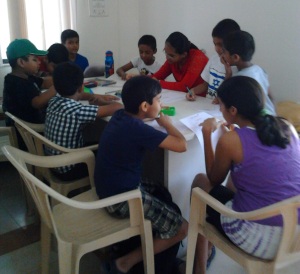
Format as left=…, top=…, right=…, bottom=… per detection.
left=87, top=75, right=222, bottom=256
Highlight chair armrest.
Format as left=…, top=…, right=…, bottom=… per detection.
left=192, top=187, right=300, bottom=222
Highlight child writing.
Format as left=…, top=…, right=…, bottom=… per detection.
left=191, top=76, right=300, bottom=274
left=45, top=62, right=122, bottom=181
left=61, top=29, right=89, bottom=72
left=116, top=34, right=161, bottom=80
left=152, top=31, right=208, bottom=93
left=186, top=19, right=240, bottom=102
left=3, top=39, right=55, bottom=126
left=221, top=30, right=276, bottom=115
left=94, top=76, right=188, bottom=273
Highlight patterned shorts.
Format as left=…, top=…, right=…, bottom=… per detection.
left=221, top=200, right=283, bottom=259
left=106, top=179, right=183, bottom=239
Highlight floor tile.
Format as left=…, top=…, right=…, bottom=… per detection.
left=0, top=206, right=19, bottom=234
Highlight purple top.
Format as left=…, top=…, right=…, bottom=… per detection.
left=231, top=127, right=300, bottom=226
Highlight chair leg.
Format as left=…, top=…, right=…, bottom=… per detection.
left=245, top=261, right=275, bottom=274
left=57, top=241, right=75, bottom=274
left=140, top=220, right=154, bottom=274
left=40, top=222, right=51, bottom=274
left=185, top=229, right=199, bottom=274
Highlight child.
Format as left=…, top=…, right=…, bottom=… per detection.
left=116, top=34, right=161, bottom=80
left=152, top=31, right=208, bottom=93
left=186, top=19, right=240, bottom=102
left=191, top=76, right=300, bottom=273
left=45, top=62, right=122, bottom=180
left=61, top=29, right=89, bottom=72
left=3, top=39, right=55, bottom=126
left=38, top=43, right=69, bottom=76
left=94, top=76, right=188, bottom=273
left=222, top=30, right=276, bottom=115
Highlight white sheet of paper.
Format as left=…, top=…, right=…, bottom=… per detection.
left=180, top=112, right=223, bottom=150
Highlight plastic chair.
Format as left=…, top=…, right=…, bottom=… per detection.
left=84, top=64, right=105, bottom=78
left=2, top=145, right=154, bottom=274
left=0, top=126, right=18, bottom=161
left=5, top=111, right=98, bottom=198
left=185, top=187, right=300, bottom=274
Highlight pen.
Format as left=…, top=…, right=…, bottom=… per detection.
left=185, top=85, right=193, bottom=96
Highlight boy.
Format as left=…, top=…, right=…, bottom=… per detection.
left=186, top=19, right=240, bottom=101
left=45, top=62, right=122, bottom=180
left=3, top=38, right=55, bottom=125
left=94, top=76, right=188, bottom=273
left=116, top=35, right=161, bottom=80
left=61, top=29, right=89, bottom=72
left=38, top=43, right=69, bottom=76
left=222, top=30, right=276, bottom=115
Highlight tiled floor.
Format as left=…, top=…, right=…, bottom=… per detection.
left=0, top=158, right=299, bottom=273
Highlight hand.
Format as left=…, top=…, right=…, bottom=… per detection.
left=200, top=118, right=220, bottom=134
left=220, top=55, right=232, bottom=79
left=89, top=94, right=120, bottom=106
left=125, top=73, right=137, bottom=80
left=155, top=112, right=172, bottom=128
left=211, top=97, right=219, bottom=104
left=186, top=89, right=196, bottom=101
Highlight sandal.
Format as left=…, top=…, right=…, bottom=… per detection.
left=206, top=245, right=216, bottom=269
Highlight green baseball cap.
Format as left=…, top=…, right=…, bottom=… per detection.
left=6, top=39, right=48, bottom=60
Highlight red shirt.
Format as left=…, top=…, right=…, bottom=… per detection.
left=152, top=49, right=208, bottom=95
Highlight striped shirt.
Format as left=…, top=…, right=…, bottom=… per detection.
left=45, top=95, right=98, bottom=173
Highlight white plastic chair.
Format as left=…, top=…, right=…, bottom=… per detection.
left=0, top=126, right=18, bottom=161
left=185, top=187, right=300, bottom=274
left=2, top=145, right=154, bottom=274
left=5, top=111, right=97, bottom=198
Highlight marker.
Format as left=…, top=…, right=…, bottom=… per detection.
left=185, top=85, right=193, bottom=96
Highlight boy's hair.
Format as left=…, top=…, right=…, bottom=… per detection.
left=47, top=43, right=69, bottom=64
left=217, top=76, right=291, bottom=148
left=223, top=30, right=255, bottom=62
left=61, top=29, right=79, bottom=44
left=53, top=62, right=83, bottom=96
left=166, top=31, right=198, bottom=54
left=122, top=76, right=161, bottom=114
left=212, top=19, right=240, bottom=40
left=138, top=35, right=157, bottom=51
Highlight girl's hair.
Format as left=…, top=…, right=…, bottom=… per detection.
left=165, top=31, right=198, bottom=54
left=217, top=76, right=291, bottom=148
left=122, top=75, right=161, bottom=114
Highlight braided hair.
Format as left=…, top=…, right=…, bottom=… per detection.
left=217, top=76, right=291, bottom=148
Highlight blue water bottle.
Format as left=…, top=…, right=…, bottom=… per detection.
left=105, top=50, right=114, bottom=78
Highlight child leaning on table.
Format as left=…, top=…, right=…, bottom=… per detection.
left=94, top=76, right=188, bottom=274
left=116, top=34, right=161, bottom=80
left=186, top=18, right=240, bottom=102
left=221, top=30, right=276, bottom=115
left=61, top=29, right=89, bottom=72
left=45, top=62, right=122, bottom=181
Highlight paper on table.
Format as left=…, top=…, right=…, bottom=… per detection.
left=180, top=112, right=223, bottom=150
left=144, top=117, right=189, bottom=134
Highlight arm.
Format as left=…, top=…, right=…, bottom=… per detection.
left=31, top=85, right=56, bottom=109
left=201, top=118, right=241, bottom=186
left=96, top=102, right=123, bottom=117
left=151, top=60, right=172, bottom=81
left=156, top=114, right=187, bottom=152
left=159, top=51, right=208, bottom=91
left=41, top=76, right=53, bottom=89
left=186, top=82, right=208, bottom=101
left=267, top=87, right=275, bottom=103
left=116, top=62, right=134, bottom=80
left=220, top=55, right=232, bottom=79
left=79, top=93, right=120, bottom=106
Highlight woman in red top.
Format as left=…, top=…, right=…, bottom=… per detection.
left=152, top=32, right=208, bottom=95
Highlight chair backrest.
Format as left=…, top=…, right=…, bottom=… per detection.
left=0, top=126, right=18, bottom=162
left=5, top=111, right=98, bottom=156
left=84, top=65, right=105, bottom=78
left=2, top=145, right=96, bottom=231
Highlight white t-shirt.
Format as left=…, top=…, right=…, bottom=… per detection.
left=130, top=56, right=161, bottom=76
left=234, top=65, right=276, bottom=115
left=201, top=53, right=238, bottom=99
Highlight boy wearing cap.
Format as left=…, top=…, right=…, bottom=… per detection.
left=3, top=38, right=55, bottom=125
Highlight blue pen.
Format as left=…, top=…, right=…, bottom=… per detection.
left=185, top=85, right=193, bottom=96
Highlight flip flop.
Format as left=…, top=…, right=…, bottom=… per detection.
left=102, top=260, right=126, bottom=274
left=206, top=245, right=216, bottom=269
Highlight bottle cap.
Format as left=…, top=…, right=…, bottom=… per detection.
left=106, top=50, right=113, bottom=55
